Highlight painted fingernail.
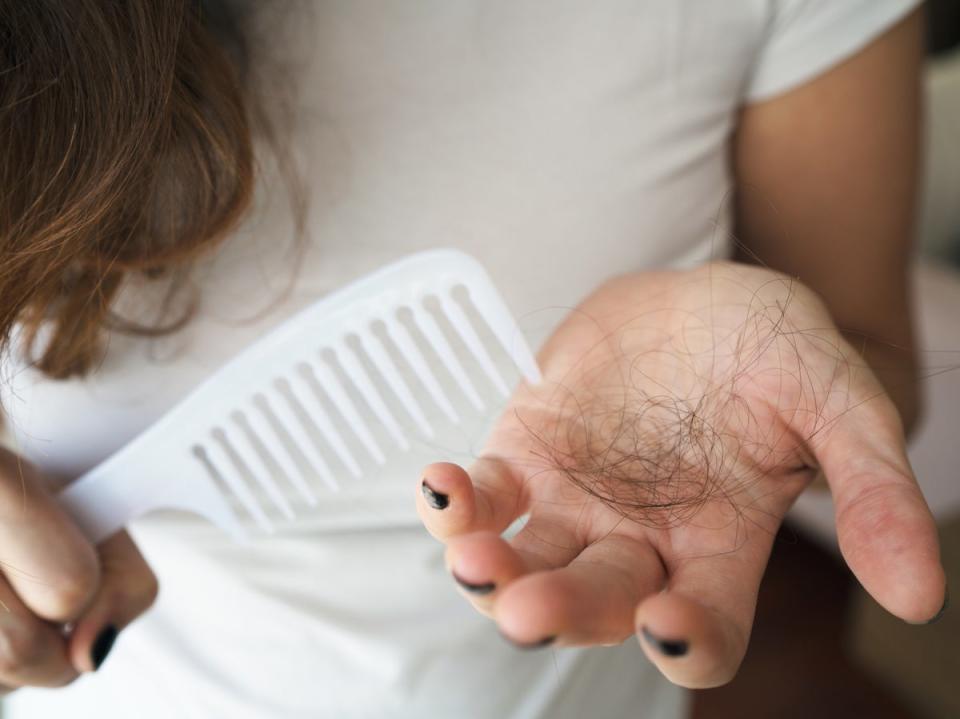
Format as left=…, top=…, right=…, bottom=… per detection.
left=925, top=587, right=949, bottom=624
left=421, top=479, right=449, bottom=510
left=500, top=631, right=556, bottom=650
left=452, top=571, right=496, bottom=595
left=640, top=626, right=688, bottom=657
left=91, top=624, right=118, bottom=671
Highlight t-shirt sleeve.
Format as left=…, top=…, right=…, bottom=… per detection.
left=745, top=0, right=923, bottom=103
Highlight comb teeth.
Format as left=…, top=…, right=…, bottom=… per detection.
left=307, top=359, right=386, bottom=465
left=336, top=338, right=411, bottom=452
left=187, top=278, right=540, bottom=531
left=410, top=303, right=486, bottom=411
left=191, top=278, right=542, bottom=530
left=384, top=316, right=460, bottom=424
left=58, top=250, right=542, bottom=544
left=204, top=431, right=276, bottom=533
left=246, top=396, right=319, bottom=506
left=291, top=365, right=363, bottom=478
left=359, top=325, right=435, bottom=439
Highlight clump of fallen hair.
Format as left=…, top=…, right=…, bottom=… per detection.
left=518, top=276, right=840, bottom=531
left=522, top=377, right=749, bottom=530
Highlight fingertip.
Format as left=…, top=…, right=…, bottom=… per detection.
left=922, top=585, right=950, bottom=625
left=69, top=623, right=119, bottom=674
left=420, top=478, right=450, bottom=511
left=417, top=458, right=528, bottom=540
left=419, top=462, right=474, bottom=506
left=635, top=592, right=745, bottom=689
left=895, top=571, right=948, bottom=625
left=494, top=565, right=647, bottom=649
left=67, top=621, right=118, bottom=674
left=90, top=624, right=118, bottom=671
left=416, top=463, right=478, bottom=540
left=639, top=625, right=689, bottom=658
left=495, top=572, right=568, bottom=646
left=835, top=484, right=946, bottom=624
left=420, top=462, right=472, bottom=494
left=445, top=532, right=526, bottom=600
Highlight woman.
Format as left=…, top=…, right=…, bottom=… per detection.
left=0, top=1, right=946, bottom=717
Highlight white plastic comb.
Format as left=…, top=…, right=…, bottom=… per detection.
left=56, top=249, right=541, bottom=544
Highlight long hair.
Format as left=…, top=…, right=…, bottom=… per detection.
left=0, top=0, right=257, bottom=378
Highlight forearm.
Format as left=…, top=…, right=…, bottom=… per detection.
left=731, top=9, right=925, bottom=435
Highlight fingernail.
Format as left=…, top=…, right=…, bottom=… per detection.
left=91, top=624, right=118, bottom=671
left=499, top=631, right=556, bottom=650
left=925, top=587, right=949, bottom=625
left=421, top=479, right=449, bottom=510
left=640, top=626, right=688, bottom=657
left=452, top=571, right=496, bottom=595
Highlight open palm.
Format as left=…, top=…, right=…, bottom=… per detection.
left=416, top=262, right=945, bottom=688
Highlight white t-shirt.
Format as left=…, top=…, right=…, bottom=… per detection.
left=1, top=2, right=919, bottom=717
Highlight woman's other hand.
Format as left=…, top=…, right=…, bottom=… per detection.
left=416, top=262, right=946, bottom=688
left=0, top=448, right=157, bottom=692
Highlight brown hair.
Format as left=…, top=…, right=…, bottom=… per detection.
left=0, top=0, right=256, bottom=378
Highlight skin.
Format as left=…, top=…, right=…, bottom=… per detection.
left=0, top=4, right=937, bottom=699
left=417, top=9, right=945, bottom=689
left=733, top=6, right=924, bottom=431
left=0, top=449, right=157, bottom=691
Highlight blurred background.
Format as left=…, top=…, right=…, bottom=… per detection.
left=692, top=5, right=960, bottom=717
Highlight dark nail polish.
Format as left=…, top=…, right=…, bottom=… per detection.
left=500, top=631, right=556, bottom=650
left=452, top=571, right=496, bottom=595
left=925, top=587, right=949, bottom=625
left=91, top=624, right=118, bottom=671
left=641, top=626, right=688, bottom=657
left=421, top=479, right=449, bottom=510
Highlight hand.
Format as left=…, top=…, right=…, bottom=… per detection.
left=416, top=261, right=946, bottom=688
left=0, top=447, right=157, bottom=692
